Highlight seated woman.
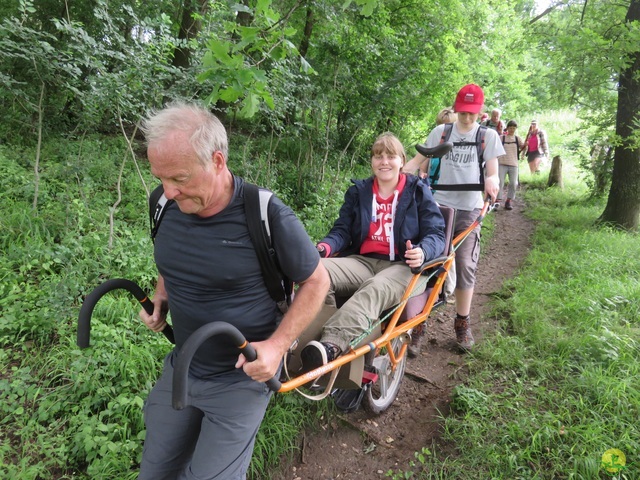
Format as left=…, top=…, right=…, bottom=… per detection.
left=300, top=132, right=446, bottom=372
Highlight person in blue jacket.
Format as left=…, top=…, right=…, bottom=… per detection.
left=300, top=132, right=446, bottom=371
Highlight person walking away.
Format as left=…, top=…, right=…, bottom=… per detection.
left=403, top=84, right=504, bottom=352
left=137, top=102, right=330, bottom=480
left=497, top=120, right=524, bottom=210
left=299, top=132, right=446, bottom=369
left=413, top=108, right=458, bottom=185
left=522, top=120, right=550, bottom=174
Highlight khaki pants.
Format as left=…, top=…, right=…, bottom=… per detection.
left=319, top=255, right=420, bottom=351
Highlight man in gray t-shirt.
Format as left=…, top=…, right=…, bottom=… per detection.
left=137, top=102, right=329, bottom=480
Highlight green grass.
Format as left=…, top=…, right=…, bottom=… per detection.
left=387, top=177, right=640, bottom=479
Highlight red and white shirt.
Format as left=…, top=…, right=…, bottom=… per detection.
left=360, top=175, right=407, bottom=260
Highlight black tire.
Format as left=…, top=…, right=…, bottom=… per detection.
left=362, top=336, right=407, bottom=414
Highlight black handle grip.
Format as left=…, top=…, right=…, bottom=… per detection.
left=172, top=321, right=281, bottom=410
left=415, top=141, right=453, bottom=158
left=77, top=278, right=175, bottom=348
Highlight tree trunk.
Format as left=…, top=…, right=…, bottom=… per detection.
left=547, top=155, right=563, bottom=188
left=598, top=0, right=640, bottom=231
left=172, top=0, right=208, bottom=69
left=299, top=6, right=314, bottom=59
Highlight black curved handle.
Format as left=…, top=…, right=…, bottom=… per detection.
left=77, top=278, right=175, bottom=348
left=415, top=141, right=453, bottom=158
left=172, top=321, right=281, bottom=410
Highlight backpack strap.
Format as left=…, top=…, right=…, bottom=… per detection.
left=476, top=125, right=487, bottom=166
left=429, top=159, right=441, bottom=187
left=439, top=123, right=454, bottom=144
left=475, top=125, right=487, bottom=187
left=501, top=135, right=522, bottom=156
left=149, top=185, right=173, bottom=243
left=148, top=182, right=291, bottom=311
left=243, top=182, right=291, bottom=312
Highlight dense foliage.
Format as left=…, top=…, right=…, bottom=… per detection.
left=1, top=0, right=639, bottom=478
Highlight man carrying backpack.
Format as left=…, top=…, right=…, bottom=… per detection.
left=404, top=84, right=504, bottom=352
left=137, top=102, right=329, bottom=480
left=482, top=108, right=507, bottom=135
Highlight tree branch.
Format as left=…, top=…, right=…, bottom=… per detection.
left=529, top=0, right=572, bottom=24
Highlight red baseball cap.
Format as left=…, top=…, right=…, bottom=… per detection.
left=454, top=84, right=484, bottom=114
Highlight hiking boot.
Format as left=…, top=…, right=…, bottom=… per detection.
left=408, top=326, right=425, bottom=358
left=454, top=315, right=475, bottom=352
left=300, top=341, right=341, bottom=374
left=505, top=199, right=513, bottom=210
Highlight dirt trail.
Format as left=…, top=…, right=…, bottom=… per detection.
left=273, top=194, right=535, bottom=480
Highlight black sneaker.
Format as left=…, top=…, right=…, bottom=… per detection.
left=300, top=341, right=341, bottom=373
left=494, top=200, right=501, bottom=210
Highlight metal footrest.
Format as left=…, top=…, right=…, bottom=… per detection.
left=332, top=387, right=366, bottom=413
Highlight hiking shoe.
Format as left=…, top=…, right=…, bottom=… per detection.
left=454, top=316, right=475, bottom=352
left=408, top=326, right=425, bottom=358
left=300, top=341, right=341, bottom=373
left=505, top=199, right=513, bottom=210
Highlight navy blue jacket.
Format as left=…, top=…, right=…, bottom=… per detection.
left=321, top=174, right=445, bottom=262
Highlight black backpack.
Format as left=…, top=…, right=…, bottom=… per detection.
left=501, top=134, right=521, bottom=156
left=431, top=123, right=487, bottom=192
left=149, top=182, right=292, bottom=313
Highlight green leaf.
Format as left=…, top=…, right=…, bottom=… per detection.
left=262, top=91, right=275, bottom=110
left=238, top=93, right=260, bottom=118
left=219, top=86, right=242, bottom=103
left=300, top=56, right=316, bottom=75
left=207, top=39, right=232, bottom=63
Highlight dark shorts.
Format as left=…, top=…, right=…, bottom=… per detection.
left=527, top=151, right=543, bottom=163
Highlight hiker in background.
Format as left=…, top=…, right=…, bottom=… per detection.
left=522, top=119, right=550, bottom=174
left=137, top=102, right=329, bottom=480
left=426, top=108, right=458, bottom=308
left=404, top=84, right=504, bottom=352
left=496, top=120, right=524, bottom=211
left=482, top=108, right=507, bottom=134
left=299, top=132, right=446, bottom=371
left=404, top=107, right=459, bottom=321
left=411, top=107, right=458, bottom=185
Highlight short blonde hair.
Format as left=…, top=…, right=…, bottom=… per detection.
left=371, top=132, right=406, bottom=163
left=436, top=108, right=457, bottom=125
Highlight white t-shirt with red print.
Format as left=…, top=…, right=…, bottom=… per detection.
left=360, top=174, right=407, bottom=260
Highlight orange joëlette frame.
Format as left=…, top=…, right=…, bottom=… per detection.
left=277, top=201, right=492, bottom=393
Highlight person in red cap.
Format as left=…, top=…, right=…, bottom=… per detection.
left=404, top=84, right=504, bottom=352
